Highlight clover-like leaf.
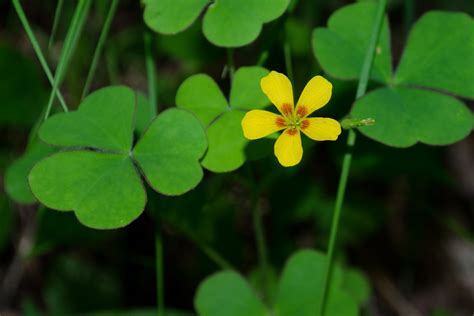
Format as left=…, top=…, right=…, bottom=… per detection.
left=39, top=86, right=135, bottom=152
left=312, top=2, right=392, bottom=83
left=29, top=86, right=207, bottom=229
left=313, top=4, right=474, bottom=148
left=230, top=66, right=270, bottom=109
left=351, top=87, right=473, bottom=147
left=133, top=108, right=207, bottom=195
left=29, top=151, right=146, bottom=229
left=394, top=11, right=474, bottom=99
left=194, top=271, right=268, bottom=316
left=274, top=249, right=358, bottom=316
left=143, top=0, right=209, bottom=35
left=176, top=74, right=228, bottom=126
left=5, top=141, right=55, bottom=204
left=177, top=67, right=269, bottom=172
left=203, top=0, right=290, bottom=47
left=341, top=268, right=371, bottom=305
left=201, top=111, right=246, bottom=173
left=143, top=0, right=290, bottom=47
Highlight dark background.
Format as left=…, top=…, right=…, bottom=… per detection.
left=0, top=0, right=473, bottom=315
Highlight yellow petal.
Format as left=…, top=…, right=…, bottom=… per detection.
left=260, top=71, right=294, bottom=117
left=295, top=75, right=332, bottom=118
left=300, top=117, right=341, bottom=141
left=242, top=110, right=286, bottom=140
left=274, top=128, right=303, bottom=167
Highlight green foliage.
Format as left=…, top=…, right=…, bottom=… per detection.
left=394, top=12, right=474, bottom=99
left=313, top=2, right=474, bottom=147
left=29, top=86, right=207, bottom=229
left=341, top=268, right=371, bottom=305
left=144, top=0, right=290, bottom=47
left=133, top=109, right=207, bottom=195
left=352, top=87, right=473, bottom=147
left=274, top=250, right=358, bottom=316
left=177, top=66, right=270, bottom=172
left=195, top=271, right=268, bottom=316
left=5, top=141, right=55, bottom=204
left=195, top=250, right=363, bottom=316
left=312, top=2, right=392, bottom=83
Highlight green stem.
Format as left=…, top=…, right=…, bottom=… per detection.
left=49, top=0, right=64, bottom=49
left=144, top=32, right=158, bottom=117
left=45, top=0, right=91, bottom=120
left=226, top=48, right=235, bottom=81
left=12, top=0, right=68, bottom=111
left=155, top=227, right=165, bottom=316
left=319, top=1, right=387, bottom=315
left=81, top=0, right=119, bottom=100
left=253, top=196, right=270, bottom=301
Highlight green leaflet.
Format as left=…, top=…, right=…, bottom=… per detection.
left=313, top=3, right=474, bottom=147
left=29, top=86, right=207, bottom=229
left=143, top=0, right=290, bottom=47
left=394, top=11, right=474, bottom=99
left=351, top=87, right=473, bottom=147
left=177, top=66, right=270, bottom=172
left=194, top=249, right=362, bottom=316
left=312, top=2, right=392, bottom=83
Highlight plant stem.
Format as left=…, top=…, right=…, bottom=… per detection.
left=155, top=227, right=165, bottom=316
left=12, top=0, right=68, bottom=111
left=44, top=0, right=91, bottom=120
left=253, top=195, right=270, bottom=301
left=49, top=0, right=64, bottom=49
left=144, top=32, right=158, bottom=117
left=319, top=0, right=387, bottom=315
left=226, top=48, right=235, bottom=81
left=81, top=0, right=119, bottom=100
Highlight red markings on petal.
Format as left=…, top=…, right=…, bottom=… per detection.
left=286, top=128, right=298, bottom=136
left=296, top=106, right=307, bottom=118
left=281, top=103, right=293, bottom=116
left=276, top=117, right=287, bottom=128
left=300, top=119, right=310, bottom=130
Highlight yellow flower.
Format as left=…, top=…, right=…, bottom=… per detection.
left=241, top=71, right=341, bottom=167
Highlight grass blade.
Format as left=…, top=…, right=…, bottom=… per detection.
left=12, top=0, right=68, bottom=111
left=44, top=0, right=91, bottom=120
left=81, top=0, right=120, bottom=100
left=49, top=0, right=64, bottom=49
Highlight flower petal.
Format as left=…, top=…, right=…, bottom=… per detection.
left=242, top=110, right=286, bottom=140
left=300, top=117, right=341, bottom=141
left=274, top=128, right=303, bottom=167
left=260, top=71, right=294, bottom=117
left=295, top=76, right=332, bottom=117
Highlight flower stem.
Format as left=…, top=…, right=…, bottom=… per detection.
left=155, top=227, right=165, bottom=316
left=81, top=0, right=119, bottom=100
left=49, top=0, right=64, bottom=49
left=191, top=236, right=235, bottom=270
left=319, top=0, right=387, bottom=315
